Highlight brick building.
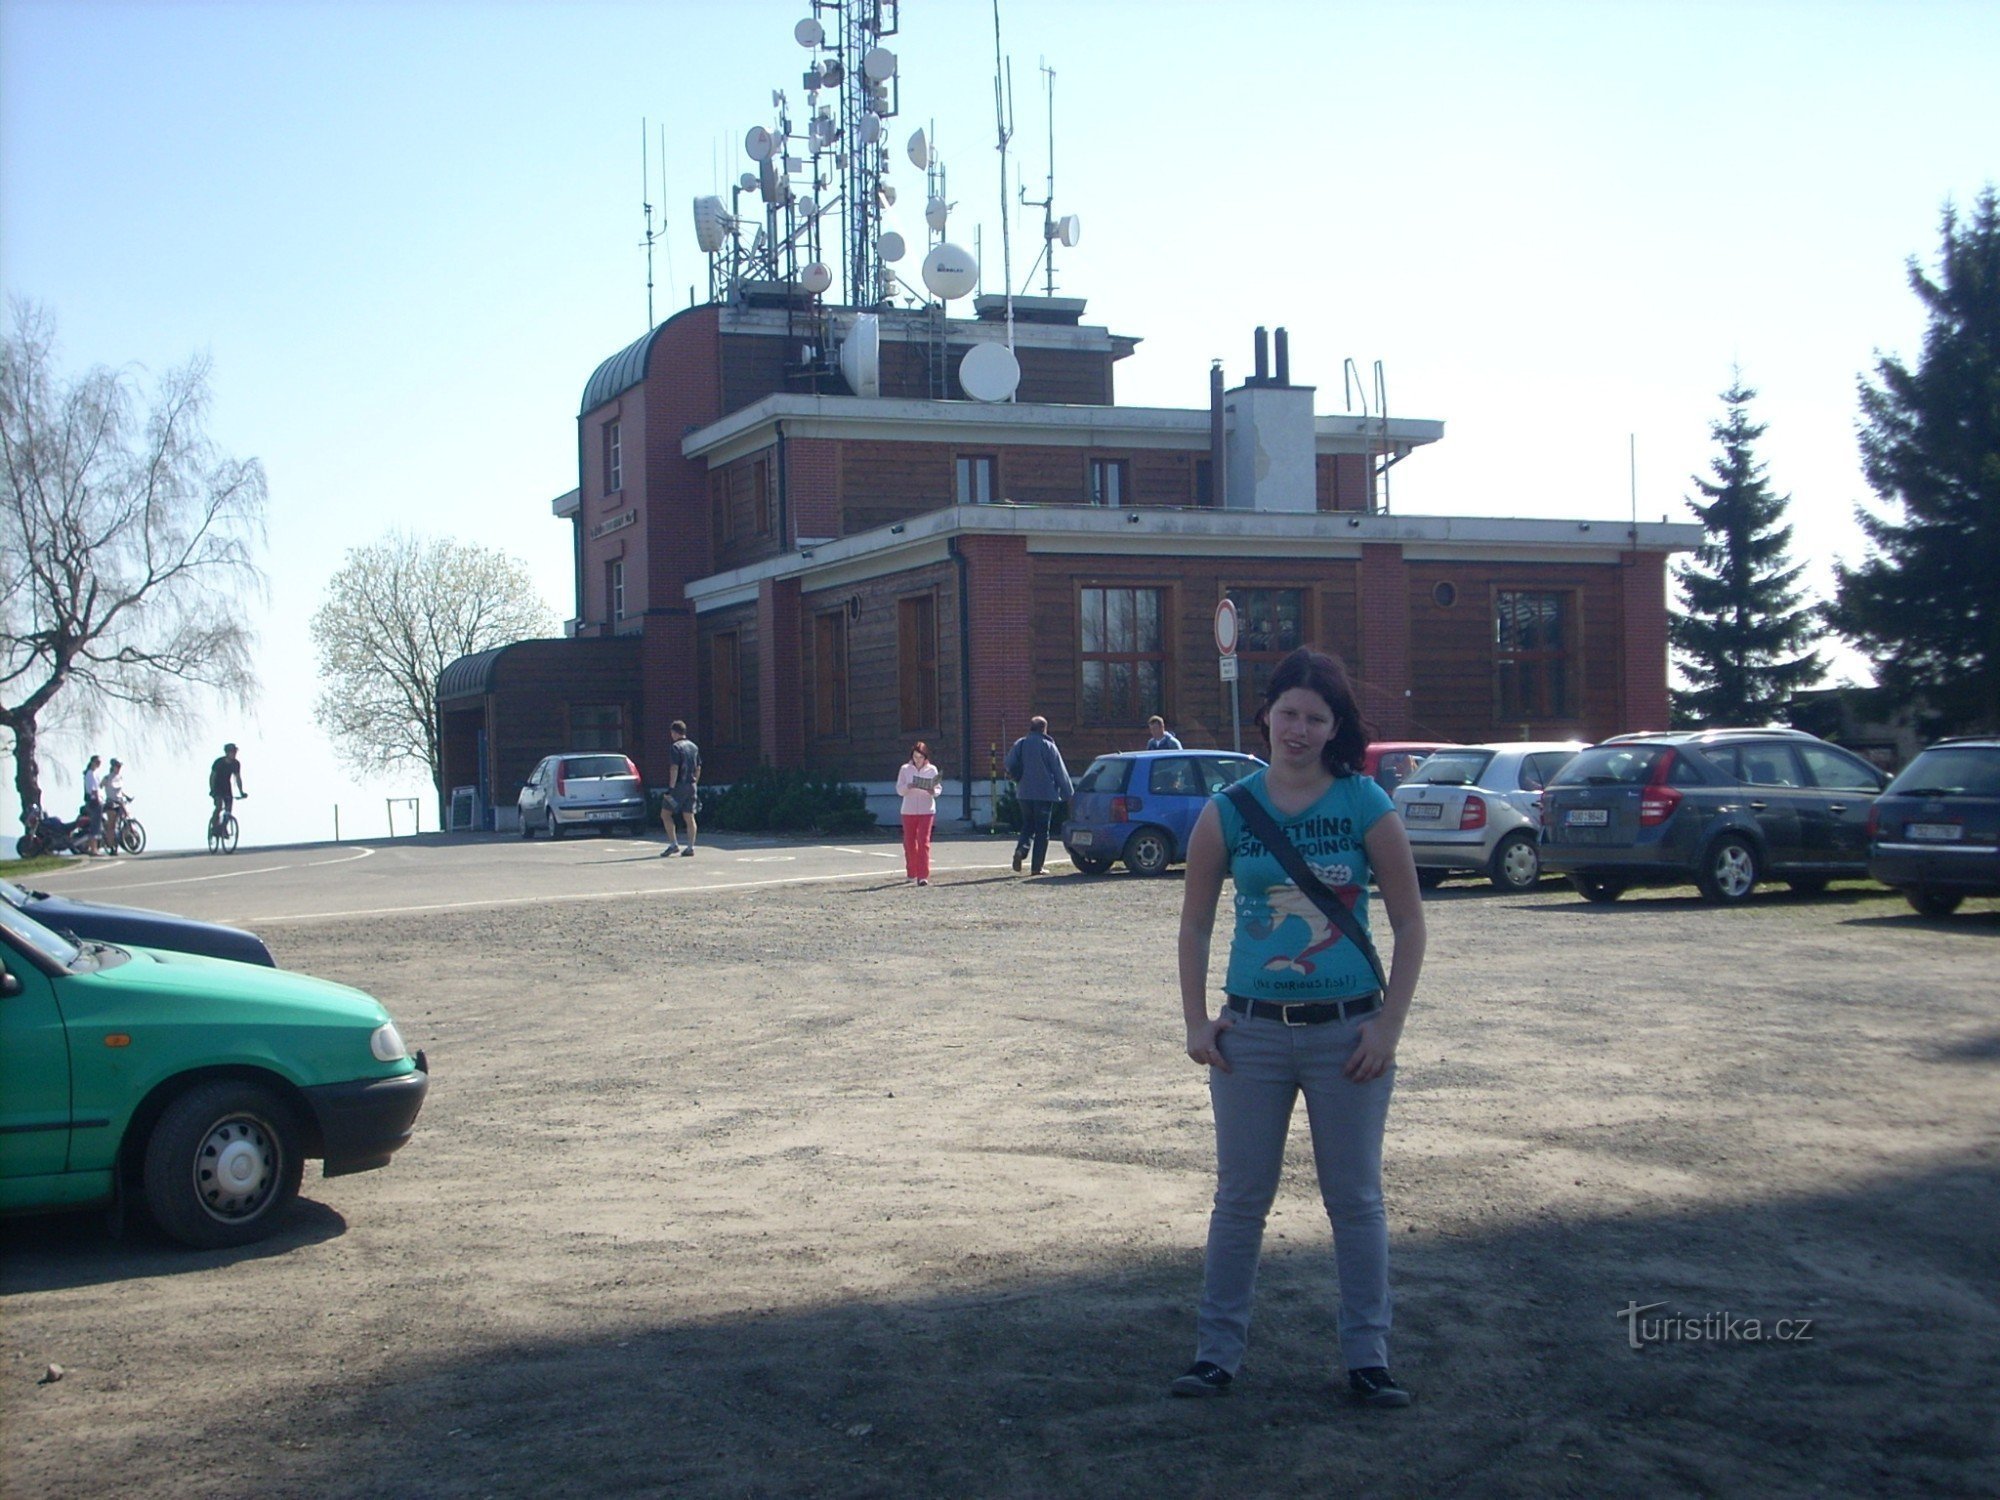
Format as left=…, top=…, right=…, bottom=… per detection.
left=440, top=292, right=1696, bottom=825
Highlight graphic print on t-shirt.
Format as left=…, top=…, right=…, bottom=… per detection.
left=1248, top=862, right=1363, bottom=975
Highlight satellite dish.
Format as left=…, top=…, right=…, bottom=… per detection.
left=862, top=46, right=897, bottom=81
left=692, top=196, right=730, bottom=254
left=794, top=17, right=823, bottom=47
left=820, top=58, right=844, bottom=87
left=801, top=262, right=833, bottom=295
left=745, top=126, right=775, bottom=162
left=878, top=183, right=897, bottom=208
left=924, top=197, right=949, bottom=232
left=859, top=112, right=882, bottom=145
left=878, top=231, right=906, bottom=263
left=838, top=314, right=881, bottom=398
left=798, top=194, right=820, bottom=219
left=907, top=129, right=930, bottom=170
left=738, top=171, right=758, bottom=192
left=920, top=241, right=978, bottom=300
left=1058, top=214, right=1082, bottom=248
left=960, top=342, right=1022, bottom=403
left=812, top=114, right=838, bottom=148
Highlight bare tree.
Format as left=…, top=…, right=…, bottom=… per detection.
left=311, top=532, right=555, bottom=811
left=2, top=301, right=266, bottom=824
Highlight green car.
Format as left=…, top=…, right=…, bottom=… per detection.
left=0, top=898, right=428, bottom=1248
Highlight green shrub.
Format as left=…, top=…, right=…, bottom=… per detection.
left=702, top=766, right=875, bottom=834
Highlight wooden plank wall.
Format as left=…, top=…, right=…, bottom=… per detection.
left=796, top=560, right=961, bottom=783
left=489, top=638, right=645, bottom=794
left=695, top=602, right=762, bottom=780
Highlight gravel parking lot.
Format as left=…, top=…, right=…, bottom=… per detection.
left=3, top=853, right=1996, bottom=1498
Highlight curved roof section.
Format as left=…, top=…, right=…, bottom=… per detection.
left=438, top=645, right=509, bottom=701
left=580, top=326, right=659, bottom=416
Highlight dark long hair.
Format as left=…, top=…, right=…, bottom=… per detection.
left=1255, top=647, right=1371, bottom=776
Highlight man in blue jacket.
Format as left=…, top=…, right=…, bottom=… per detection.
left=1005, top=715, right=1074, bottom=876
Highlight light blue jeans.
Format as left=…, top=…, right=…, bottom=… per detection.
left=1194, top=1007, right=1396, bottom=1375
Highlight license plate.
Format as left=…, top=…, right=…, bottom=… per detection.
left=587, top=808, right=620, bottom=819
left=1566, top=808, right=1610, bottom=827
left=1069, top=830, right=1094, bottom=847
left=1907, top=823, right=1963, bottom=841
left=1404, top=802, right=1443, bottom=821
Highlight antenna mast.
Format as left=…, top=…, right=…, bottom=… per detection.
left=991, top=0, right=1015, bottom=347
left=641, top=119, right=657, bottom=329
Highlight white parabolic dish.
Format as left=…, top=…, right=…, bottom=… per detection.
left=959, top=342, right=1021, bottom=403
left=692, top=196, right=729, bottom=254
left=838, top=314, right=881, bottom=398
left=801, top=262, right=833, bottom=295
left=878, top=231, right=906, bottom=263
left=921, top=242, right=978, bottom=300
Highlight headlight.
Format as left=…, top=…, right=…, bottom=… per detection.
left=370, top=1021, right=408, bottom=1062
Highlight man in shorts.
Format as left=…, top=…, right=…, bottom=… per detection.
left=659, top=720, right=702, bottom=857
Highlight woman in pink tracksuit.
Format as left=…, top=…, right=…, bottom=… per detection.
left=895, top=742, right=942, bottom=885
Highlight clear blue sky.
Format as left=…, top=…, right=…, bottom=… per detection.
left=4, top=0, right=1995, bottom=850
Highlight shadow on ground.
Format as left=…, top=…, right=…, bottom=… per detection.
left=10, top=1157, right=1990, bottom=1498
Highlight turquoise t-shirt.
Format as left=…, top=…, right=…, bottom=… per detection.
left=1214, top=768, right=1395, bottom=1003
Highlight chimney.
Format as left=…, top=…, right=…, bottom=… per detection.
left=1274, top=327, right=1290, bottom=386
left=1252, top=326, right=1269, bottom=384
left=1209, top=361, right=1228, bottom=509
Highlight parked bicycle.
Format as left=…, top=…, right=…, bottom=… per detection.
left=106, top=791, right=147, bottom=855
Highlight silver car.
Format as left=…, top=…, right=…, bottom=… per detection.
left=1393, top=741, right=1586, bottom=891
left=517, top=752, right=648, bottom=838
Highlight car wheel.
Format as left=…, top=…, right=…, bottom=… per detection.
left=1571, top=875, right=1626, bottom=904
left=1415, top=868, right=1447, bottom=890
left=547, top=813, right=565, bottom=840
left=1907, top=889, right=1964, bottom=917
left=1696, top=834, right=1760, bottom=904
left=1072, top=854, right=1114, bottom=875
left=1488, top=832, right=1540, bottom=892
left=520, top=812, right=535, bottom=838
left=142, top=1080, right=304, bottom=1249
left=1123, top=827, right=1174, bottom=876
left=1786, top=877, right=1830, bottom=896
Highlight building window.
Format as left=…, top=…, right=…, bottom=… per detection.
left=604, top=420, right=622, bottom=494
left=1080, top=586, right=1166, bottom=725
left=606, top=558, right=625, bottom=623
left=955, top=454, right=997, bottom=505
left=1495, top=591, right=1571, bottom=719
left=754, top=457, right=774, bottom=536
left=1227, top=587, right=1305, bottom=703
left=898, top=593, right=939, bottom=731
left=568, top=704, right=624, bottom=751
left=1088, top=457, right=1129, bottom=507
left=813, top=611, right=848, bottom=737
left=711, top=472, right=734, bottom=547
left=711, top=631, right=742, bottom=746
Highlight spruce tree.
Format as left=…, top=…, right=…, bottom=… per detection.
left=1670, top=377, right=1823, bottom=726
left=1830, top=187, right=2000, bottom=734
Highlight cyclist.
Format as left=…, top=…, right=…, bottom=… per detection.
left=208, top=742, right=247, bottom=835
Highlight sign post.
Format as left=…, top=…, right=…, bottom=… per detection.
left=1214, top=598, right=1241, bottom=754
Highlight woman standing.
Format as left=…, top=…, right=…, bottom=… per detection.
left=1172, top=647, right=1427, bottom=1407
left=895, top=742, right=942, bottom=885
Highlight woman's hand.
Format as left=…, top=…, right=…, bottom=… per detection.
left=1186, top=1009, right=1234, bottom=1071
left=1343, top=1011, right=1403, bottom=1082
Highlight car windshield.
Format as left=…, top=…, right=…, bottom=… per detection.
left=1405, top=750, right=1494, bottom=787
left=1886, top=747, right=2000, bottom=797
left=1549, top=745, right=1667, bottom=787
left=562, top=755, right=634, bottom=779
left=0, top=892, right=82, bottom=969
left=1074, top=757, right=1132, bottom=795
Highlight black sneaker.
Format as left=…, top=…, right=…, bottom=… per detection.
left=1170, top=1361, right=1233, bottom=1397
left=681, top=847, right=695, bottom=857
left=1012, top=850, right=1024, bottom=873
left=1347, top=1367, right=1412, bottom=1408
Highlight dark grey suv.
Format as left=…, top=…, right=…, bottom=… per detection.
left=1540, top=728, right=1888, bottom=903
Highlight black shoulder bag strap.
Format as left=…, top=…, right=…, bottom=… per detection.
left=1225, top=781, right=1390, bottom=994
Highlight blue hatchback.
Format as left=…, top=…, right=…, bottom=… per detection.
left=1062, top=750, right=1265, bottom=875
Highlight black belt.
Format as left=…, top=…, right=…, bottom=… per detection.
left=1227, top=991, right=1382, bottom=1026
